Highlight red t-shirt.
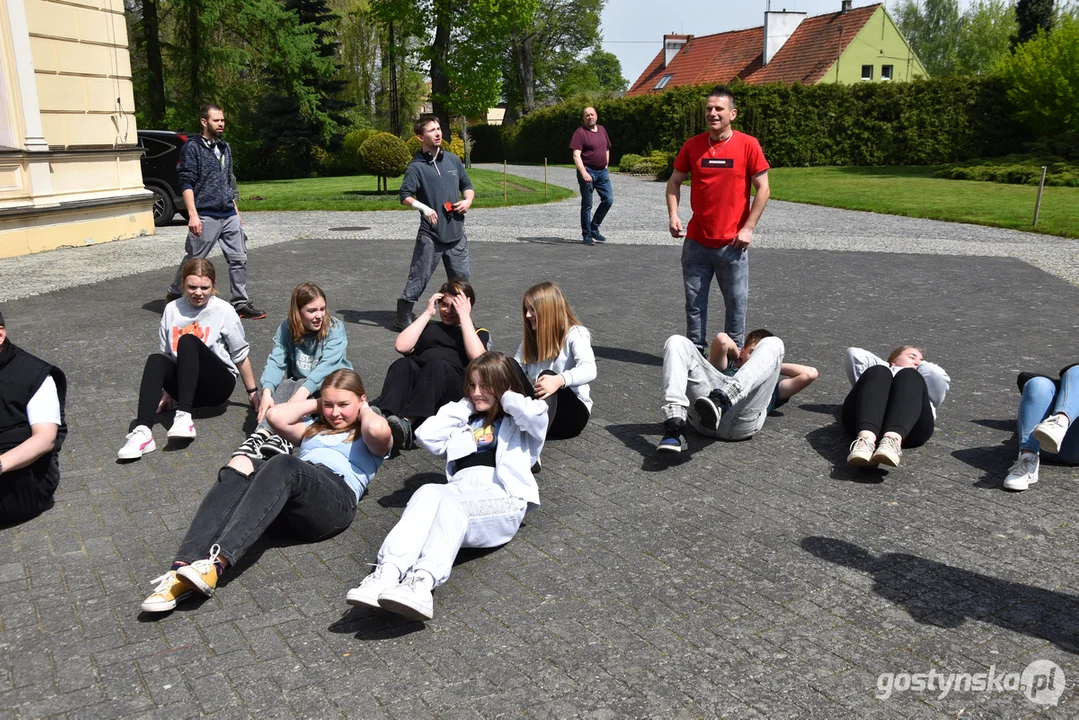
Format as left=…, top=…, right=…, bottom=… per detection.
left=570, top=126, right=611, bottom=169
left=673, top=131, right=769, bottom=247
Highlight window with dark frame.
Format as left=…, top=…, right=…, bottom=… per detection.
left=881, top=64, right=893, bottom=80
left=861, top=64, right=873, bottom=81
left=654, top=74, right=674, bottom=90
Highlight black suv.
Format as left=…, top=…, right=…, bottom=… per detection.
left=138, top=129, right=188, bottom=226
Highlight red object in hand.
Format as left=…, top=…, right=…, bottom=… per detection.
left=444, top=202, right=454, bottom=213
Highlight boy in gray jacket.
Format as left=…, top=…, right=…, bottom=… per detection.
left=394, top=115, right=475, bottom=330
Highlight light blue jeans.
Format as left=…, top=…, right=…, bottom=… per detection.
left=681, top=238, right=748, bottom=349
left=1018, top=366, right=1079, bottom=462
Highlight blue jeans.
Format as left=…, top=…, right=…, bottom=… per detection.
left=577, top=167, right=613, bottom=238
left=681, top=238, right=748, bottom=349
left=1018, top=366, right=1079, bottom=462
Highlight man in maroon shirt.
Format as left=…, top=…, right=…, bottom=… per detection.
left=570, top=106, right=613, bottom=246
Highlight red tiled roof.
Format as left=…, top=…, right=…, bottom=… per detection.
left=626, top=3, right=880, bottom=95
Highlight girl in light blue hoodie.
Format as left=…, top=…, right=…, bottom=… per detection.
left=233, top=282, right=352, bottom=458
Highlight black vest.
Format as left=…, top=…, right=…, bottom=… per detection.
left=0, top=341, right=68, bottom=483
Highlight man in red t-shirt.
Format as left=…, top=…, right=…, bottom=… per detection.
left=570, top=106, right=613, bottom=246
left=666, top=85, right=770, bottom=350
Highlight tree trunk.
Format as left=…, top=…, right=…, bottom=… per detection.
left=142, top=0, right=166, bottom=126
left=512, top=32, right=535, bottom=115
left=430, top=0, right=452, bottom=134
left=188, top=0, right=201, bottom=111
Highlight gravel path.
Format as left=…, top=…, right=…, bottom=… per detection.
left=2, top=163, right=1073, bottom=301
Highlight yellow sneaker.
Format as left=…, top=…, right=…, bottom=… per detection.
left=176, top=544, right=222, bottom=596
left=141, top=570, right=195, bottom=613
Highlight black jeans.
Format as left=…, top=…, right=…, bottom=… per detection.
left=0, top=463, right=57, bottom=525
left=174, top=454, right=357, bottom=566
left=841, top=365, right=935, bottom=448
left=375, top=356, right=463, bottom=423
left=137, top=334, right=236, bottom=426
left=512, top=363, right=590, bottom=440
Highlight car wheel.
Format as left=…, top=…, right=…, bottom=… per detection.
left=149, top=184, right=175, bottom=226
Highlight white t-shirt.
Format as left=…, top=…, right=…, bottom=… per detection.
left=26, top=375, right=61, bottom=426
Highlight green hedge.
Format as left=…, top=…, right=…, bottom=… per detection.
left=483, top=76, right=1027, bottom=167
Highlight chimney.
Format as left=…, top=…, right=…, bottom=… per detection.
left=663, top=34, right=690, bottom=68
left=763, top=10, right=806, bottom=65
left=841, top=0, right=852, bottom=12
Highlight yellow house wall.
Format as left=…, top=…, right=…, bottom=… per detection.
left=0, top=0, right=153, bottom=257
left=818, top=6, right=929, bottom=84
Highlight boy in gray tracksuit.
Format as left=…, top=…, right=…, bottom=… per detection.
left=394, top=114, right=475, bottom=331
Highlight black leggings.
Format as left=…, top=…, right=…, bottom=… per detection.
left=841, top=365, right=935, bottom=448
left=137, top=334, right=236, bottom=426
left=374, top=356, right=463, bottom=424
left=513, top=363, right=591, bottom=440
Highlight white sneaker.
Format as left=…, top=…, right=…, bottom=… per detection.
left=1003, top=453, right=1040, bottom=491
left=167, top=410, right=196, bottom=439
left=871, top=436, right=903, bottom=468
left=846, top=436, right=875, bottom=466
left=1032, top=413, right=1070, bottom=455
left=345, top=565, right=401, bottom=609
left=378, top=573, right=434, bottom=622
left=117, top=425, right=156, bottom=460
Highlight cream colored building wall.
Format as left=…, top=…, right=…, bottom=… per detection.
left=0, top=0, right=153, bottom=258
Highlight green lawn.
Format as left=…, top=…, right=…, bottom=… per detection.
left=768, top=166, right=1079, bottom=239
left=237, top=169, right=573, bottom=212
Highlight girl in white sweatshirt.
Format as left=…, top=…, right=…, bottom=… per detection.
left=514, top=281, right=596, bottom=440
left=346, top=352, right=546, bottom=622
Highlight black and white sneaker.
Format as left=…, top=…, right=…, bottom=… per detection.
left=694, top=390, right=731, bottom=433
left=232, top=429, right=271, bottom=459
left=260, top=434, right=294, bottom=457
left=656, top=418, right=688, bottom=454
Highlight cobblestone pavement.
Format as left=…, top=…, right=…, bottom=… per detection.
left=1, top=175, right=1078, bottom=718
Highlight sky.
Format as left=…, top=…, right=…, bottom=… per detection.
left=599, top=0, right=975, bottom=86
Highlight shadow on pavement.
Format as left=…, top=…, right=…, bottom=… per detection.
left=605, top=422, right=711, bottom=472
left=593, top=345, right=663, bottom=367
left=952, top=445, right=1016, bottom=488
left=377, top=472, right=445, bottom=508
left=972, top=418, right=1014, bottom=432
left=338, top=308, right=397, bottom=331
left=802, top=536, right=1079, bottom=654
left=805, top=422, right=887, bottom=484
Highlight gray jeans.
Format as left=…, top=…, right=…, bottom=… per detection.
left=400, top=231, right=470, bottom=303
left=681, top=238, right=748, bottom=349
left=662, top=334, right=784, bottom=440
left=257, top=378, right=303, bottom=434
left=168, top=215, right=249, bottom=305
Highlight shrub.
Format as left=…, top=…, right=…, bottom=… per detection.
left=341, top=129, right=380, bottom=173
left=934, top=154, right=1079, bottom=186
left=468, top=124, right=503, bottom=162
left=358, top=132, right=411, bottom=193
left=406, top=136, right=422, bottom=156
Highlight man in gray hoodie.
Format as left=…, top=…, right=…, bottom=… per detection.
left=394, top=115, right=475, bottom=331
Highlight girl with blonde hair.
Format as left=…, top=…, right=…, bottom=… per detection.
left=514, top=281, right=596, bottom=439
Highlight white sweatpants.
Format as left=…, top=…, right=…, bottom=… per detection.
left=376, top=467, right=528, bottom=587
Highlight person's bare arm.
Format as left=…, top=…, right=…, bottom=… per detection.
left=733, top=171, right=770, bottom=250
left=453, top=294, right=487, bottom=361
left=709, top=333, right=738, bottom=371
left=236, top=358, right=259, bottom=410
left=360, top=402, right=392, bottom=457
left=666, top=169, right=689, bottom=238
left=266, top=397, right=320, bottom=444
left=776, top=362, right=819, bottom=400
left=0, top=423, right=57, bottom=474
left=395, top=294, right=440, bottom=354
left=572, top=149, right=591, bottom=183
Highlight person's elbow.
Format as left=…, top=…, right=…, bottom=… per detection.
left=804, top=366, right=820, bottom=383
left=366, top=420, right=393, bottom=457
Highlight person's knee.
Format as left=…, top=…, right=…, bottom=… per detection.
left=176, top=333, right=202, bottom=353
left=756, top=336, right=784, bottom=356
left=226, top=455, right=255, bottom=475
left=1023, top=376, right=1057, bottom=402
left=407, top=482, right=447, bottom=508
left=862, top=364, right=892, bottom=381
left=664, top=334, right=694, bottom=355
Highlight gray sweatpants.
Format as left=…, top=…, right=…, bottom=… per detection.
left=168, top=214, right=249, bottom=305
left=400, top=231, right=470, bottom=303
left=662, top=334, right=784, bottom=440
